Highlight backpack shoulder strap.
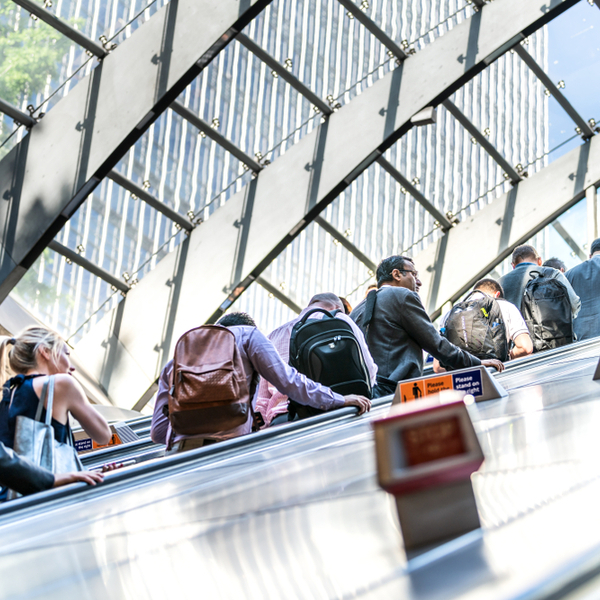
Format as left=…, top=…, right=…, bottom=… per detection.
left=297, top=307, right=335, bottom=326
left=362, top=289, right=377, bottom=342
left=362, top=290, right=377, bottom=328
left=462, top=290, right=480, bottom=303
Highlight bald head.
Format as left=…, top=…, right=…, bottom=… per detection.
left=307, top=293, right=343, bottom=312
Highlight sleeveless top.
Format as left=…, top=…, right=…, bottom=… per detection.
left=0, top=374, right=70, bottom=449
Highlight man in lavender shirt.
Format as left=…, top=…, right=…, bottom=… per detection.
left=151, top=312, right=371, bottom=453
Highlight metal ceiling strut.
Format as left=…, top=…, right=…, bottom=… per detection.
left=107, top=171, right=193, bottom=232
left=235, top=33, right=333, bottom=116
left=47, top=240, right=130, bottom=293
left=313, top=216, right=377, bottom=272
left=10, top=0, right=107, bottom=58
left=70, top=0, right=581, bottom=407
left=514, top=44, right=595, bottom=139
left=551, top=221, right=587, bottom=262
left=0, top=99, right=36, bottom=128
left=442, top=99, right=522, bottom=184
left=170, top=101, right=263, bottom=173
left=334, top=0, right=408, bottom=61
left=0, top=0, right=273, bottom=303
left=376, top=157, right=454, bottom=230
left=255, top=277, right=303, bottom=314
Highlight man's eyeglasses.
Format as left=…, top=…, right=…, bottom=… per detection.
left=399, top=269, right=419, bottom=278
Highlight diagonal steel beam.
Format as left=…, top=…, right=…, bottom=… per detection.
left=443, top=99, right=522, bottom=184
left=107, top=170, right=193, bottom=232
left=72, top=0, right=582, bottom=407
left=47, top=240, right=130, bottom=293
left=0, top=0, right=272, bottom=303
left=256, top=276, right=302, bottom=314
left=514, top=44, right=595, bottom=139
left=377, top=156, right=454, bottom=230
left=552, top=220, right=586, bottom=261
left=236, top=33, right=332, bottom=116
left=334, top=0, right=408, bottom=61
left=170, top=101, right=263, bottom=173
left=314, top=216, right=377, bottom=272
left=0, top=98, right=36, bottom=128
left=11, top=0, right=107, bottom=59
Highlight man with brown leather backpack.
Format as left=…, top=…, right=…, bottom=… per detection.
left=151, top=312, right=370, bottom=453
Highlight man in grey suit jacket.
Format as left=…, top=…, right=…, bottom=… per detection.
left=499, top=244, right=580, bottom=317
left=566, top=238, right=600, bottom=341
left=351, top=255, right=504, bottom=397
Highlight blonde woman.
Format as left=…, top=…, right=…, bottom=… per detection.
left=0, top=327, right=111, bottom=474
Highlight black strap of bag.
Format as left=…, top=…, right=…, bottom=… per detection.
left=297, top=307, right=339, bottom=324
left=35, top=379, right=50, bottom=423
left=37, top=377, right=76, bottom=449
left=362, top=289, right=377, bottom=341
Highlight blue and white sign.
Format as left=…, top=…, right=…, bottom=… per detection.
left=74, top=438, right=93, bottom=453
left=452, top=370, right=483, bottom=397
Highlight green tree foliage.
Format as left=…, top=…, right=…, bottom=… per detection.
left=12, top=249, right=60, bottom=314
left=0, top=0, right=74, bottom=160
left=0, top=1, right=71, bottom=106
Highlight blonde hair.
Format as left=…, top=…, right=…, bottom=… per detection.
left=0, top=326, right=66, bottom=387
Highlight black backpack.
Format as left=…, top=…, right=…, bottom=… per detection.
left=288, top=308, right=372, bottom=420
left=521, top=271, right=573, bottom=352
left=442, top=291, right=509, bottom=361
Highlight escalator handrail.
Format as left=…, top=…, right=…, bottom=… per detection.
left=0, top=395, right=394, bottom=520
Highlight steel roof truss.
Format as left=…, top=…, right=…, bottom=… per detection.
left=236, top=33, right=332, bottom=116
left=514, top=44, right=595, bottom=139
left=108, top=170, right=193, bottom=232
left=61, top=0, right=583, bottom=406
left=0, top=98, right=36, bottom=128
left=551, top=220, right=587, bottom=261
left=314, top=216, right=377, bottom=272
left=48, top=240, right=129, bottom=293
left=171, top=101, right=263, bottom=173
left=334, top=0, right=408, bottom=61
left=443, top=99, right=522, bottom=184
left=255, top=277, right=302, bottom=314
left=377, top=156, right=454, bottom=230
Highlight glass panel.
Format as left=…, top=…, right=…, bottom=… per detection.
left=0, top=0, right=87, bottom=153
left=0, top=0, right=171, bottom=158
left=12, top=0, right=598, bottom=344
left=544, top=0, right=600, bottom=161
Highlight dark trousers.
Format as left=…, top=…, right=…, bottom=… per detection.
left=372, top=376, right=397, bottom=398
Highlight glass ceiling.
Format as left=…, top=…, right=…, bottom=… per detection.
left=0, top=0, right=597, bottom=341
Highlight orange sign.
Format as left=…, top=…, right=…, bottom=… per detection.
left=399, top=375, right=453, bottom=403
left=92, top=432, right=122, bottom=450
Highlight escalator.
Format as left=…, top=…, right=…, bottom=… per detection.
left=3, top=340, right=600, bottom=599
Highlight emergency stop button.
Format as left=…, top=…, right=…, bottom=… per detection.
left=373, top=390, right=484, bottom=551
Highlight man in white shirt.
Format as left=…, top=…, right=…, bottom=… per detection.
left=433, top=278, right=533, bottom=373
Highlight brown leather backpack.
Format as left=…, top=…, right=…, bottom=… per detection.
left=168, top=325, right=250, bottom=435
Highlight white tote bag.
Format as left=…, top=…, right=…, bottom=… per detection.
left=8, top=376, right=83, bottom=499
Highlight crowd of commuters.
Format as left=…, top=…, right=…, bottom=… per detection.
left=1, top=239, right=599, bottom=499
